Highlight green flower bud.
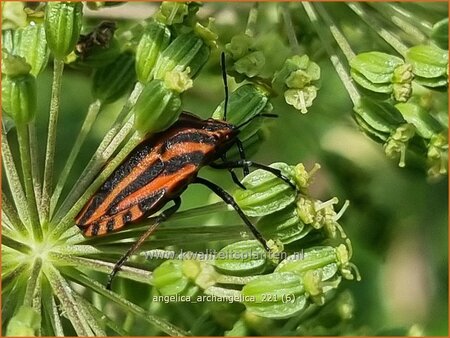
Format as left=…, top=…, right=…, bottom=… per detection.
left=257, top=204, right=306, bottom=244
left=155, top=2, right=189, bottom=25
left=234, top=163, right=296, bottom=217
left=233, top=51, right=265, bottom=78
left=2, top=2, right=27, bottom=30
left=212, top=84, right=269, bottom=133
left=383, top=123, right=416, bottom=167
left=153, top=33, right=211, bottom=80
left=153, top=260, right=197, bottom=296
left=133, top=79, right=181, bottom=135
left=406, top=45, right=448, bottom=79
left=2, top=74, right=37, bottom=125
left=6, top=306, right=41, bottom=337
left=273, top=55, right=320, bottom=113
left=12, top=22, right=49, bottom=77
left=226, top=34, right=253, bottom=60
left=395, top=103, right=443, bottom=139
left=92, top=51, right=136, bottom=104
left=214, top=240, right=267, bottom=276
left=431, top=18, right=448, bottom=50
left=135, top=21, right=171, bottom=84
left=242, top=272, right=307, bottom=319
left=427, top=133, right=448, bottom=177
left=284, top=86, right=318, bottom=114
left=44, top=2, right=83, bottom=59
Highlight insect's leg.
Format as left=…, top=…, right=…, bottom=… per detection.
left=221, top=154, right=246, bottom=190
left=235, top=138, right=249, bottom=176
left=193, top=177, right=269, bottom=251
left=210, top=160, right=296, bottom=190
left=106, top=197, right=181, bottom=290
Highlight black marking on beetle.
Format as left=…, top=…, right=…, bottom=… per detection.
left=162, top=151, right=205, bottom=175
left=138, top=189, right=166, bottom=213
left=91, top=222, right=100, bottom=236
left=122, top=210, right=132, bottom=224
left=106, top=158, right=165, bottom=214
left=106, top=219, right=115, bottom=233
left=161, top=131, right=216, bottom=153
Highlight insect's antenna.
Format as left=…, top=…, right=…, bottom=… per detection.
left=236, top=113, right=278, bottom=129
left=220, top=52, right=229, bottom=121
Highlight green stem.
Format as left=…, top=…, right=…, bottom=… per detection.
left=41, top=278, right=65, bottom=336
left=2, top=193, right=29, bottom=237
left=29, top=122, right=43, bottom=221
left=73, top=294, right=107, bottom=336
left=17, top=123, right=43, bottom=241
left=23, top=258, right=42, bottom=307
left=2, top=234, right=32, bottom=254
left=42, top=59, right=65, bottom=224
left=49, top=252, right=152, bottom=285
left=368, top=3, right=428, bottom=43
left=50, top=99, right=103, bottom=217
left=245, top=2, right=259, bottom=37
left=62, top=268, right=189, bottom=336
left=281, top=5, right=300, bottom=54
left=2, top=125, right=30, bottom=227
left=371, top=2, right=432, bottom=35
left=347, top=2, right=409, bottom=57
left=302, top=2, right=360, bottom=105
left=43, top=264, right=94, bottom=336
left=52, top=82, right=143, bottom=224
left=51, top=131, right=143, bottom=238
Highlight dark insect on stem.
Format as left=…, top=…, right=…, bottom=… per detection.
left=75, top=21, right=117, bottom=58
left=75, top=54, right=296, bottom=290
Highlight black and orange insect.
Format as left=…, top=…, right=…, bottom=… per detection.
left=76, top=54, right=295, bottom=289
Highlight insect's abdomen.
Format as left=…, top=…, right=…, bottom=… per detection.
left=76, top=114, right=237, bottom=236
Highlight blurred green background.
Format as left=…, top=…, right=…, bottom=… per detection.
left=12, top=1, right=447, bottom=335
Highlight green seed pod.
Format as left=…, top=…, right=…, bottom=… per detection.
left=2, top=74, right=37, bottom=125
left=276, top=247, right=339, bottom=281
left=92, top=51, right=136, bottom=104
left=234, top=163, right=296, bottom=217
left=257, top=204, right=306, bottom=244
left=212, top=84, right=269, bottom=132
left=13, top=22, right=49, bottom=77
left=395, top=102, right=443, bottom=139
left=350, top=52, right=404, bottom=84
left=214, top=240, right=267, bottom=276
left=44, top=2, right=83, bottom=59
left=155, top=2, right=189, bottom=25
left=153, top=33, right=210, bottom=81
left=135, top=21, right=171, bottom=84
left=133, top=79, right=181, bottom=135
left=431, top=18, right=448, bottom=50
left=242, top=272, right=307, bottom=319
left=406, top=45, right=448, bottom=79
left=353, top=97, right=406, bottom=135
left=6, top=306, right=41, bottom=337
left=153, top=260, right=193, bottom=296
left=233, top=51, right=265, bottom=78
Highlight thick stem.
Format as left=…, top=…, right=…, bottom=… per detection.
left=23, top=258, right=43, bottom=307
left=42, top=59, right=65, bottom=224
left=50, top=99, right=103, bottom=217
left=17, top=123, right=43, bottom=241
